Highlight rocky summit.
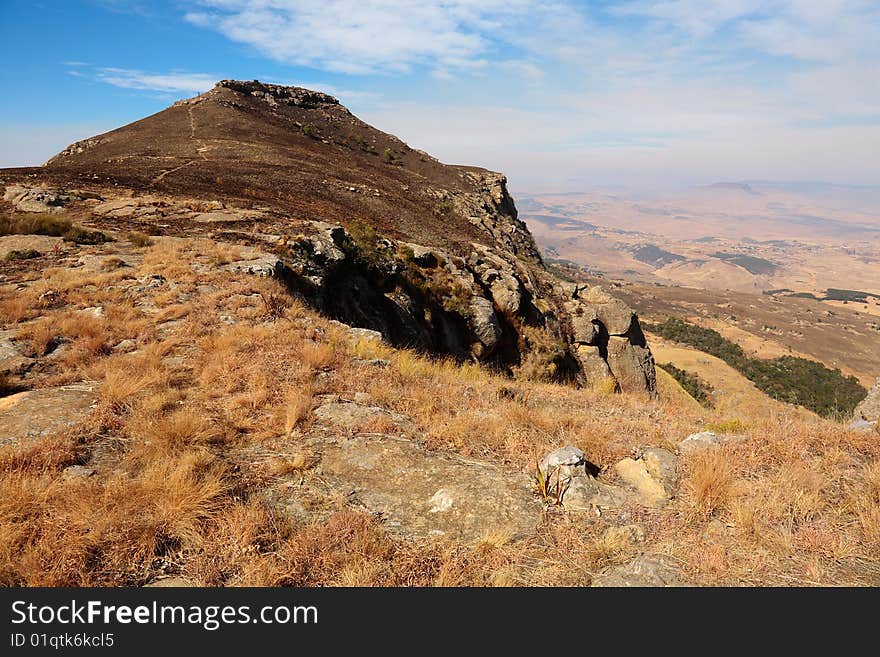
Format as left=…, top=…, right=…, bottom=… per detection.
left=3, top=80, right=655, bottom=393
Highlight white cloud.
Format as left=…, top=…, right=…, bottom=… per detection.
left=95, top=68, right=218, bottom=94
left=185, top=0, right=534, bottom=74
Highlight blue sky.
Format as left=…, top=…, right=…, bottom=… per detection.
left=1, top=1, right=878, bottom=191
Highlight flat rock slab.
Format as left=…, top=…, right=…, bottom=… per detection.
left=0, top=383, right=98, bottom=447
left=591, top=553, right=685, bottom=587
left=314, top=402, right=412, bottom=432
left=317, top=434, right=542, bottom=542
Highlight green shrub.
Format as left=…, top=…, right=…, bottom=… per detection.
left=435, top=200, right=453, bottom=215
left=4, top=248, right=41, bottom=261
left=381, top=148, right=402, bottom=165
left=658, top=362, right=714, bottom=408
left=342, top=219, right=383, bottom=269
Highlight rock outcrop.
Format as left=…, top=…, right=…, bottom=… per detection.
left=6, top=78, right=658, bottom=394
left=853, top=377, right=880, bottom=423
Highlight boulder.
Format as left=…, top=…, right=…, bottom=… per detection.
left=468, top=296, right=501, bottom=350
left=536, top=445, right=628, bottom=511
left=574, top=344, right=616, bottom=389
left=561, top=475, right=629, bottom=511
left=614, top=458, right=670, bottom=508
left=539, top=445, right=585, bottom=473
left=641, top=447, right=679, bottom=491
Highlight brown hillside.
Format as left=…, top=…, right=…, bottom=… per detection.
left=30, top=80, right=536, bottom=260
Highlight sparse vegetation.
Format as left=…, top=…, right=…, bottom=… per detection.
left=0, top=212, right=110, bottom=244
left=2, top=236, right=879, bottom=587
left=381, top=148, right=403, bottom=165
left=435, top=200, right=453, bottom=215
left=126, top=231, right=154, bottom=248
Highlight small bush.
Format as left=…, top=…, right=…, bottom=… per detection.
left=4, top=249, right=41, bottom=261
left=436, top=200, right=454, bottom=215
left=0, top=213, right=110, bottom=244
left=127, top=231, right=154, bottom=248
left=381, top=148, right=402, bottom=165
left=343, top=219, right=383, bottom=269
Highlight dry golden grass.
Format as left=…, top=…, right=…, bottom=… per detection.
left=3, top=233, right=879, bottom=587
left=682, top=449, right=738, bottom=520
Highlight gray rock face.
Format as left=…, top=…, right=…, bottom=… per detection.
left=273, top=220, right=655, bottom=393
left=3, top=185, right=79, bottom=213
left=316, top=434, right=542, bottom=541
left=561, top=475, right=630, bottom=511
left=848, top=419, right=878, bottom=433
left=215, top=80, right=340, bottom=109
left=0, top=333, right=34, bottom=375
left=591, top=554, right=684, bottom=587
left=564, top=284, right=656, bottom=395
left=853, top=377, right=880, bottom=422
left=468, top=296, right=502, bottom=351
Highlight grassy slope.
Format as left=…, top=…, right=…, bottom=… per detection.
left=1, top=235, right=879, bottom=587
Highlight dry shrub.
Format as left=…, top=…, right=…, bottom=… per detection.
left=299, top=341, right=334, bottom=371
left=689, top=543, right=730, bottom=579
left=850, top=460, right=880, bottom=551
left=128, top=407, right=223, bottom=453
left=17, top=319, right=58, bottom=356
left=683, top=449, right=737, bottom=519
left=0, top=452, right=226, bottom=586
left=0, top=296, right=32, bottom=323
left=0, top=433, right=81, bottom=475
left=284, top=389, right=313, bottom=434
